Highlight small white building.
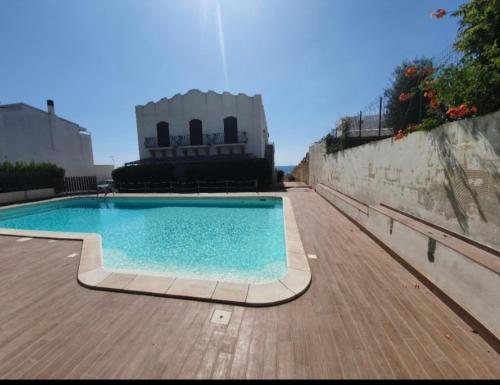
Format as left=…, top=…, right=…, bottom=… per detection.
left=135, top=89, right=272, bottom=161
left=0, top=100, right=111, bottom=178
left=335, top=114, right=392, bottom=138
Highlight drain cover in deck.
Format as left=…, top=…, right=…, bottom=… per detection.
left=211, top=310, right=232, bottom=325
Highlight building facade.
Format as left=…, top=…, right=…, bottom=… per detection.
left=0, top=100, right=98, bottom=177
left=135, top=89, right=271, bottom=162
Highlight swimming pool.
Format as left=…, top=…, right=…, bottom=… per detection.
left=0, top=197, right=288, bottom=284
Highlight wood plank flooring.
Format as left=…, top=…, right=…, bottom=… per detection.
left=0, top=190, right=498, bottom=379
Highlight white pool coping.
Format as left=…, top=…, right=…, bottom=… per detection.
left=0, top=193, right=311, bottom=306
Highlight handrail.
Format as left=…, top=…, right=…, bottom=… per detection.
left=144, top=131, right=248, bottom=148
left=116, top=179, right=259, bottom=193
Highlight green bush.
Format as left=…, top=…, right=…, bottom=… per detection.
left=384, top=58, right=434, bottom=132
left=187, top=158, right=272, bottom=188
left=112, top=163, right=175, bottom=183
left=112, top=159, right=273, bottom=189
left=427, top=0, right=500, bottom=119
left=286, top=174, right=296, bottom=182
left=0, top=161, right=65, bottom=193
left=395, top=0, right=500, bottom=132
left=276, top=169, right=285, bottom=182
left=325, top=118, right=351, bottom=154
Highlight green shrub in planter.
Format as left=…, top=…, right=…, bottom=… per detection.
left=0, top=161, right=65, bottom=193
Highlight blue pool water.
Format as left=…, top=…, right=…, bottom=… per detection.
left=0, top=197, right=287, bottom=283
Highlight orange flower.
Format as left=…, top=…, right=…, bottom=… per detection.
left=424, top=90, right=437, bottom=99
left=430, top=99, right=440, bottom=109
left=395, top=130, right=404, bottom=140
left=446, top=107, right=460, bottom=119
left=458, top=103, right=470, bottom=115
left=399, top=92, right=414, bottom=102
left=447, top=103, right=474, bottom=119
left=431, top=9, right=446, bottom=18
left=404, top=66, right=418, bottom=77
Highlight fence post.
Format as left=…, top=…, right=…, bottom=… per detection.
left=170, top=182, right=172, bottom=193
left=358, top=111, right=362, bottom=137
left=255, top=179, right=258, bottom=193
left=225, top=181, right=228, bottom=194
left=378, top=96, right=383, bottom=136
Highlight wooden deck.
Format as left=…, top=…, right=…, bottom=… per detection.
left=0, top=190, right=498, bottom=379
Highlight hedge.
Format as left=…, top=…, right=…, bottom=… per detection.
left=112, top=158, right=273, bottom=188
left=0, top=161, right=65, bottom=193
left=186, top=158, right=272, bottom=187
left=112, top=163, right=175, bottom=183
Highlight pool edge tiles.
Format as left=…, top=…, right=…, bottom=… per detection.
left=0, top=193, right=311, bottom=306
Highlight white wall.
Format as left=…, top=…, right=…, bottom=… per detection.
left=135, top=89, right=269, bottom=159
left=0, top=188, right=55, bottom=205
left=94, top=164, right=114, bottom=184
left=309, top=111, right=500, bottom=251
left=316, top=183, right=500, bottom=340
left=0, top=104, right=95, bottom=177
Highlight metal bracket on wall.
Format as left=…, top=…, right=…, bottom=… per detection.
left=427, top=238, right=436, bottom=262
left=389, top=218, right=394, bottom=235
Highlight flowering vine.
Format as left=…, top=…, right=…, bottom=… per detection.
left=431, top=9, right=447, bottom=19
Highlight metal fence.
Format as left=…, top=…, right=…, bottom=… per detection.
left=333, top=47, right=463, bottom=139
left=63, top=176, right=97, bottom=193
left=144, top=131, right=248, bottom=148
left=335, top=96, right=391, bottom=139
left=116, top=179, right=259, bottom=193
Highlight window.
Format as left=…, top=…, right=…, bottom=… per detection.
left=224, top=116, right=237, bottom=144
left=189, top=119, right=203, bottom=146
left=156, top=122, right=170, bottom=147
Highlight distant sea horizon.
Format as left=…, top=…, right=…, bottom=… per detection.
left=276, top=165, right=296, bottom=174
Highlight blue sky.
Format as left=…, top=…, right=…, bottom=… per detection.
left=0, top=0, right=465, bottom=166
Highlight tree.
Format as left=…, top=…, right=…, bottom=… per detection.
left=431, top=0, right=500, bottom=116
left=384, top=58, right=434, bottom=132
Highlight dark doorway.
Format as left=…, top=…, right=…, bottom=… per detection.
left=189, top=119, right=203, bottom=145
left=224, top=116, right=237, bottom=144
left=156, top=122, right=170, bottom=147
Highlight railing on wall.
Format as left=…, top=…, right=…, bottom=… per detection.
left=64, top=176, right=97, bottom=193
left=333, top=126, right=394, bottom=139
left=144, top=131, right=248, bottom=148
left=116, top=179, right=258, bottom=193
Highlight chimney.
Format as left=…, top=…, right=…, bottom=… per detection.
left=47, top=99, right=55, bottom=115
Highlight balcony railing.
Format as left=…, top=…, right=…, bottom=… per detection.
left=144, top=131, right=248, bottom=148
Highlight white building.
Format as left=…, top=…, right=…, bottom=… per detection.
left=335, top=114, right=392, bottom=138
left=0, top=100, right=110, bottom=178
left=135, top=89, right=272, bottom=162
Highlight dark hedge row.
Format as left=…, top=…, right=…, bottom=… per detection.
left=186, top=158, right=272, bottom=187
left=112, top=163, right=175, bottom=183
left=112, top=158, right=272, bottom=189
left=0, top=161, right=65, bottom=193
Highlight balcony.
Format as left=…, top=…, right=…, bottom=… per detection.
left=144, top=131, right=248, bottom=149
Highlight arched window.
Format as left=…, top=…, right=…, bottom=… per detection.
left=189, top=119, right=203, bottom=145
left=224, top=116, right=237, bottom=144
left=156, top=122, right=170, bottom=147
